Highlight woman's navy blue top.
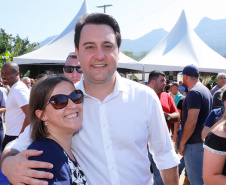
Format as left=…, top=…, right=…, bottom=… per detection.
left=28, top=138, right=88, bottom=185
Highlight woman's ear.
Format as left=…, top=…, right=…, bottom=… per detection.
left=35, top=110, right=47, bottom=121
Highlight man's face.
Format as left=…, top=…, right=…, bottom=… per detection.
left=23, top=79, right=31, bottom=89
left=217, top=75, right=226, bottom=87
left=170, top=85, right=178, bottom=95
left=179, top=82, right=182, bottom=87
left=75, top=24, right=119, bottom=85
left=63, top=57, right=82, bottom=84
left=1, top=65, right=18, bottom=87
left=154, top=75, right=166, bottom=94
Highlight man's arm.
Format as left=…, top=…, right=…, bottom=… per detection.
left=164, top=95, right=180, bottom=123
left=160, top=166, right=179, bottom=185
left=173, top=109, right=181, bottom=142
left=164, top=112, right=180, bottom=123
left=20, top=104, right=29, bottom=134
left=1, top=148, right=53, bottom=185
left=0, top=107, right=6, bottom=113
left=179, top=109, right=200, bottom=156
left=148, top=93, right=179, bottom=183
left=1, top=125, right=54, bottom=184
left=173, top=121, right=179, bottom=142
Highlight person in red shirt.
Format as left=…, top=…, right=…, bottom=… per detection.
left=147, top=70, right=179, bottom=131
left=147, top=70, right=180, bottom=185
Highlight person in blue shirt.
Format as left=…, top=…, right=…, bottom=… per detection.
left=27, top=74, right=89, bottom=185
left=202, top=87, right=226, bottom=140
left=178, top=81, right=186, bottom=95
left=169, top=81, right=183, bottom=106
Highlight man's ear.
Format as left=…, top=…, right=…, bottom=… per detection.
left=35, top=110, right=47, bottom=121
left=147, top=80, right=154, bottom=88
left=151, top=80, right=156, bottom=85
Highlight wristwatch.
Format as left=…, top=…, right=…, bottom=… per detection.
left=166, top=114, right=170, bottom=121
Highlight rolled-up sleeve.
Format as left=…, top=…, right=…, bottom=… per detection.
left=147, top=93, right=179, bottom=170
left=4, top=125, right=32, bottom=152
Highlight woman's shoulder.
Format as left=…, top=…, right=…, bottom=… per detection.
left=213, top=122, right=226, bottom=138
left=204, top=123, right=226, bottom=154
left=28, top=138, right=62, bottom=151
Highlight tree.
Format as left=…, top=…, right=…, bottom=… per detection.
left=122, top=51, right=148, bottom=61
left=0, top=28, right=39, bottom=66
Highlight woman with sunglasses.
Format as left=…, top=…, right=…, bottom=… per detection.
left=27, top=74, right=89, bottom=185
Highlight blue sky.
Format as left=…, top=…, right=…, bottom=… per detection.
left=1, top=0, right=225, bottom=43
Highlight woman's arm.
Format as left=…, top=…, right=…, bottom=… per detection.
left=203, top=148, right=226, bottom=185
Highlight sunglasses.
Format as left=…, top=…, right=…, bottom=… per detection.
left=63, top=66, right=83, bottom=73
left=46, top=90, right=83, bottom=109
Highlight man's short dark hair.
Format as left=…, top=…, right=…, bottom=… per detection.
left=148, top=70, right=165, bottom=83
left=74, top=13, right=121, bottom=50
left=66, top=52, right=77, bottom=61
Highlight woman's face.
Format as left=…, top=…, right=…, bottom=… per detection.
left=42, top=81, right=83, bottom=136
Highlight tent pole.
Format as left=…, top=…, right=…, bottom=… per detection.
left=142, top=64, right=145, bottom=83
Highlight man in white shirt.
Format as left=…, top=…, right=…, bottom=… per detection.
left=1, top=62, right=30, bottom=151
left=1, top=13, right=179, bottom=185
left=21, top=77, right=32, bottom=90
left=210, top=73, right=226, bottom=95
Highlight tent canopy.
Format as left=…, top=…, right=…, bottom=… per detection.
left=140, top=10, right=226, bottom=73
left=14, top=0, right=143, bottom=71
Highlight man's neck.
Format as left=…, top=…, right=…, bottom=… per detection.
left=9, top=79, right=19, bottom=88
left=157, top=91, right=163, bottom=96
left=83, top=74, right=117, bottom=102
left=188, top=81, right=198, bottom=91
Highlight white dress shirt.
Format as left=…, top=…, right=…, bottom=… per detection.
left=6, top=74, right=179, bottom=185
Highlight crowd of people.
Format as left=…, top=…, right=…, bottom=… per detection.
left=0, top=13, right=225, bottom=185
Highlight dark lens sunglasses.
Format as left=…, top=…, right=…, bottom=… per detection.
left=46, top=90, right=83, bottom=109
left=63, top=66, right=83, bottom=73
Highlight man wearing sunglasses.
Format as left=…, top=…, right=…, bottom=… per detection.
left=1, top=13, right=179, bottom=185
left=63, top=52, right=83, bottom=84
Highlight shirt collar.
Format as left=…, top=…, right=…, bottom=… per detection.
left=75, top=72, right=130, bottom=100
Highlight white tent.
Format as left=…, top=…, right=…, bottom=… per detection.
left=140, top=10, right=226, bottom=73
left=14, top=0, right=142, bottom=71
